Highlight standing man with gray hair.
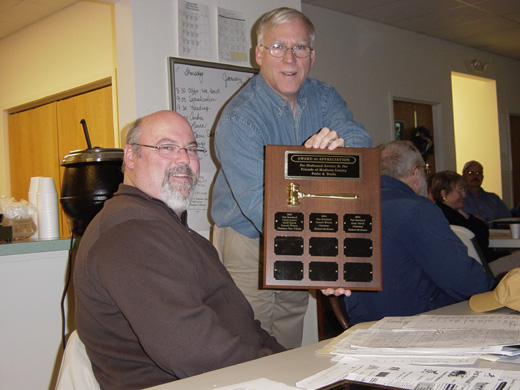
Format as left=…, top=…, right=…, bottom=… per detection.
left=211, top=7, right=371, bottom=348
left=343, top=141, right=495, bottom=325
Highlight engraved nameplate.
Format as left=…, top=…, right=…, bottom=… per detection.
left=309, top=213, right=338, bottom=232
left=285, top=152, right=360, bottom=180
left=275, top=212, right=304, bottom=231
left=344, top=214, right=372, bottom=233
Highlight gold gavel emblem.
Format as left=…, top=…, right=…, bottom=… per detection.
left=287, top=183, right=359, bottom=206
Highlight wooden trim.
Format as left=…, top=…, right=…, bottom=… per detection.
left=8, top=77, right=112, bottom=115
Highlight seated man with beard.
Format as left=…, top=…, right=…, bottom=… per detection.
left=73, top=110, right=284, bottom=390
left=340, top=141, right=496, bottom=325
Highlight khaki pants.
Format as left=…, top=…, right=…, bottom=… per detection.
left=212, top=226, right=309, bottom=349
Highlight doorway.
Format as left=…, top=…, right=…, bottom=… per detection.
left=511, top=114, right=520, bottom=208
left=451, top=72, right=502, bottom=198
left=393, top=100, right=436, bottom=173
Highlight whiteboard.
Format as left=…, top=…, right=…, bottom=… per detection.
left=169, top=58, right=258, bottom=235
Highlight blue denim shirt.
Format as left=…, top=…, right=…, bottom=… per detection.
left=211, top=74, right=372, bottom=238
left=463, top=189, right=511, bottom=222
left=344, top=176, right=496, bottom=325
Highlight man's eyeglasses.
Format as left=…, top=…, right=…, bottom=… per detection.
left=131, top=143, right=207, bottom=159
left=417, top=164, right=431, bottom=175
left=466, top=170, right=482, bottom=176
left=259, top=44, right=313, bottom=58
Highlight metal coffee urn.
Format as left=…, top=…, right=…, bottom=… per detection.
left=60, top=119, right=123, bottom=236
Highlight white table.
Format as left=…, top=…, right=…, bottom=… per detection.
left=146, top=301, right=520, bottom=389
left=489, top=228, right=520, bottom=249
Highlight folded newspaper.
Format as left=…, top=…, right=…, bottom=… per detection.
left=298, top=314, right=520, bottom=390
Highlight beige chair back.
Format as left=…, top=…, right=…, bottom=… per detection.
left=450, top=224, right=494, bottom=277
left=55, top=330, right=100, bottom=390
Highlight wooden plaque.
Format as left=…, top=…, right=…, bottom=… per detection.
left=263, top=145, right=382, bottom=290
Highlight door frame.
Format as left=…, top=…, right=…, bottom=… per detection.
left=388, top=94, right=444, bottom=171
left=508, top=113, right=520, bottom=209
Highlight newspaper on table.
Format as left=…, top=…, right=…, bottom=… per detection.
left=328, top=315, right=520, bottom=360
left=296, top=361, right=520, bottom=390
left=297, top=314, right=520, bottom=390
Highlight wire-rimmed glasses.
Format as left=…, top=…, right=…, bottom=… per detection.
left=259, top=43, right=313, bottom=58
left=131, top=143, right=207, bottom=159
left=417, top=164, right=431, bottom=175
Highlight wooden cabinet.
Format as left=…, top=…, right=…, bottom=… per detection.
left=8, top=102, right=60, bottom=199
left=8, top=86, right=114, bottom=237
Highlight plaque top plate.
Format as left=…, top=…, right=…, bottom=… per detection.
left=285, top=151, right=361, bottom=180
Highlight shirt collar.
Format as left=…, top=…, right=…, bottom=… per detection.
left=255, top=73, right=307, bottom=114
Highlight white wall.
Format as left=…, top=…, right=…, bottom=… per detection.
left=0, top=1, right=116, bottom=197
left=114, top=0, right=299, bottom=129
left=302, top=3, right=520, bottom=207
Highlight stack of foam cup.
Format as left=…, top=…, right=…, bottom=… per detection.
left=36, top=177, right=60, bottom=239
left=28, top=176, right=42, bottom=239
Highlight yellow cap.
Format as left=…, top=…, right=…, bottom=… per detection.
left=469, top=268, right=520, bottom=312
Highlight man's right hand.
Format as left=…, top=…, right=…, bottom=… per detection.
left=304, top=127, right=345, bottom=150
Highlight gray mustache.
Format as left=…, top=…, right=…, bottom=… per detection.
left=166, top=166, right=196, bottom=185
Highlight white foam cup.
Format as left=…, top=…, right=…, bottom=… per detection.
left=28, top=176, right=42, bottom=201
left=37, top=177, right=57, bottom=194
left=510, top=224, right=520, bottom=239
left=37, top=190, right=60, bottom=239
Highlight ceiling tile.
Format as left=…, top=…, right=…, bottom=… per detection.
left=427, top=16, right=518, bottom=41
left=471, top=0, right=520, bottom=15
left=395, top=5, right=495, bottom=32
left=352, top=0, right=462, bottom=24
left=303, top=0, right=399, bottom=14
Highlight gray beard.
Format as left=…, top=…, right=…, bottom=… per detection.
left=160, top=165, right=197, bottom=213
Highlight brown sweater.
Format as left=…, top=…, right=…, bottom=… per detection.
left=74, top=184, right=284, bottom=390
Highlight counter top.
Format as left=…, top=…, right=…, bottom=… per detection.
left=0, top=237, right=74, bottom=256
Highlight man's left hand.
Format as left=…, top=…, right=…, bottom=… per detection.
left=321, top=288, right=352, bottom=297
left=304, top=127, right=345, bottom=150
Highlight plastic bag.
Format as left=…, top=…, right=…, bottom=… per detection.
left=0, top=196, right=37, bottom=239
